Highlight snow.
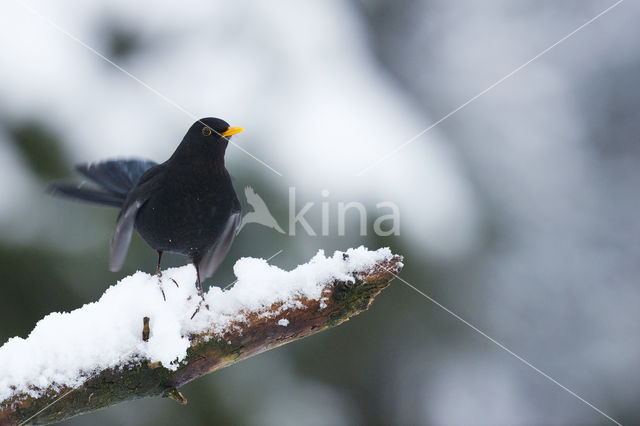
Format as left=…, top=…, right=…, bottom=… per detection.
left=0, top=246, right=393, bottom=402
left=277, top=319, right=289, bottom=327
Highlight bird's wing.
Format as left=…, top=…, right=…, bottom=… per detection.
left=109, top=164, right=165, bottom=271
left=198, top=210, right=242, bottom=279
left=109, top=199, right=143, bottom=271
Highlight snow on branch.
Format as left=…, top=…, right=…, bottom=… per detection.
left=0, top=247, right=402, bottom=425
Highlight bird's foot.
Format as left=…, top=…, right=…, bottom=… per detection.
left=154, top=268, right=179, bottom=300
left=156, top=278, right=167, bottom=302
left=189, top=306, right=200, bottom=320
left=190, top=295, right=209, bottom=320
left=154, top=271, right=167, bottom=302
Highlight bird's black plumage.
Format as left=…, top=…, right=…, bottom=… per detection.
left=49, top=117, right=243, bottom=299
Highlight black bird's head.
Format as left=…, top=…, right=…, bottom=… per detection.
left=192, top=117, right=243, bottom=144
left=174, top=117, right=244, bottom=165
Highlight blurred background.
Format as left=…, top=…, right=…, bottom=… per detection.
left=1, top=0, right=638, bottom=424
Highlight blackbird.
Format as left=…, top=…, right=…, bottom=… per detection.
left=49, top=117, right=243, bottom=303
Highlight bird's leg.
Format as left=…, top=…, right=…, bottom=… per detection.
left=155, top=251, right=166, bottom=301
left=155, top=251, right=163, bottom=277
left=190, top=263, right=210, bottom=319
left=196, top=265, right=204, bottom=300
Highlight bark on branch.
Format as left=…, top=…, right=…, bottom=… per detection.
left=0, top=255, right=402, bottom=425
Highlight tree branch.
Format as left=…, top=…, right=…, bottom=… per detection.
left=0, top=254, right=402, bottom=425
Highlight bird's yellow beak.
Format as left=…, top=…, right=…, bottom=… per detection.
left=221, top=126, right=244, bottom=137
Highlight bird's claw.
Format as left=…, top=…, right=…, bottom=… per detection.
left=155, top=274, right=167, bottom=301
left=158, top=283, right=167, bottom=301
left=190, top=298, right=209, bottom=320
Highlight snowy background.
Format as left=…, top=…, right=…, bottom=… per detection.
left=1, top=0, right=638, bottom=424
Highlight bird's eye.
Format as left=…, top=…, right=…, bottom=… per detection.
left=202, top=127, right=212, bottom=137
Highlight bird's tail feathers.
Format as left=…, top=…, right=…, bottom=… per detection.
left=48, top=159, right=157, bottom=208
left=47, top=182, right=126, bottom=207
left=76, top=159, right=157, bottom=196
